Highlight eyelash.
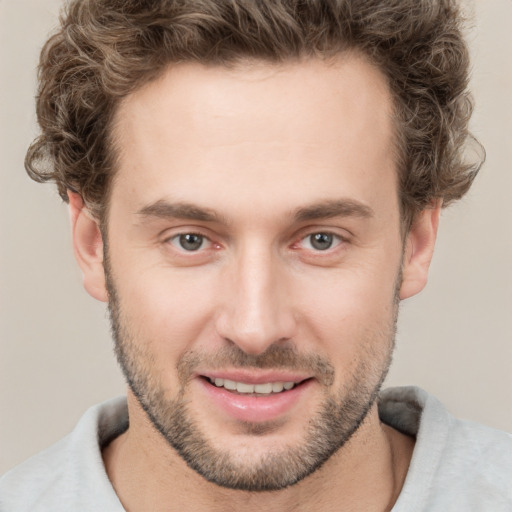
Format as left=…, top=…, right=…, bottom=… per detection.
left=167, top=232, right=215, bottom=252
left=165, top=230, right=346, bottom=254
left=296, top=232, right=344, bottom=252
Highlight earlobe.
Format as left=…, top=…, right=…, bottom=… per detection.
left=68, top=191, right=108, bottom=302
left=399, top=202, right=442, bottom=300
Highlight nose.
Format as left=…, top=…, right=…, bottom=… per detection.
left=215, top=241, right=297, bottom=355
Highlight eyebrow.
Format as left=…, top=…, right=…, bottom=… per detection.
left=136, top=200, right=227, bottom=224
left=292, top=199, right=374, bottom=222
left=136, top=198, right=374, bottom=225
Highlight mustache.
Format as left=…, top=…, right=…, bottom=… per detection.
left=177, top=343, right=335, bottom=387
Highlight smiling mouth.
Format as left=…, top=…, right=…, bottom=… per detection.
left=204, top=377, right=306, bottom=395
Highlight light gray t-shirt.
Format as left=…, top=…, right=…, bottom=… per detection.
left=1, top=386, right=511, bottom=511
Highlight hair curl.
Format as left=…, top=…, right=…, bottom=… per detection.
left=26, top=0, right=484, bottom=224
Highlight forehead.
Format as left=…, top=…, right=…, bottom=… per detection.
left=110, top=55, right=398, bottom=223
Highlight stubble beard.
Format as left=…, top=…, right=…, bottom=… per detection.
left=104, top=259, right=398, bottom=492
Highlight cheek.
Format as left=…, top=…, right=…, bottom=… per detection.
left=114, top=263, right=221, bottom=358
left=294, top=263, right=399, bottom=360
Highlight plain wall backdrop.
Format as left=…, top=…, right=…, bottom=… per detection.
left=1, top=0, right=511, bottom=474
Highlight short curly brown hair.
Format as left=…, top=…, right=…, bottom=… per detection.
left=26, top=0, right=484, bottom=225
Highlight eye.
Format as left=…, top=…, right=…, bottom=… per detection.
left=300, top=232, right=341, bottom=251
left=169, top=233, right=210, bottom=252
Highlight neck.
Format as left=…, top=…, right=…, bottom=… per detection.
left=103, top=394, right=414, bottom=512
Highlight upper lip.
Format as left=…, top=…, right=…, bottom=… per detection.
left=197, top=370, right=312, bottom=385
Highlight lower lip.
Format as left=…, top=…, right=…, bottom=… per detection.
left=199, top=378, right=313, bottom=423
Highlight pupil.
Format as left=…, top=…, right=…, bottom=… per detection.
left=179, top=234, right=203, bottom=251
left=311, top=233, right=333, bottom=250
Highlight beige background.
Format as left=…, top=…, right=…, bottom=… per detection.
left=1, top=0, right=511, bottom=474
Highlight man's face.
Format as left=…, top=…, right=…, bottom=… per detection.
left=103, top=56, right=406, bottom=490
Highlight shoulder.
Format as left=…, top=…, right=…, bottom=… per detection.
left=380, top=387, right=512, bottom=511
left=429, top=414, right=512, bottom=509
left=0, top=397, right=127, bottom=512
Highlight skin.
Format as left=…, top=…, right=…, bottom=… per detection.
left=69, top=55, right=440, bottom=511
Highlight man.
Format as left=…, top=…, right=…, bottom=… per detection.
left=1, top=0, right=511, bottom=510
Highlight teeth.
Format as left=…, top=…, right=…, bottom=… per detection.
left=236, top=382, right=255, bottom=393
left=223, top=379, right=237, bottom=391
left=210, top=378, right=297, bottom=394
left=254, top=383, right=273, bottom=394
left=272, top=382, right=284, bottom=393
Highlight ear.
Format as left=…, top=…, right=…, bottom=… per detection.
left=68, top=191, right=108, bottom=302
left=399, top=201, right=442, bottom=300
